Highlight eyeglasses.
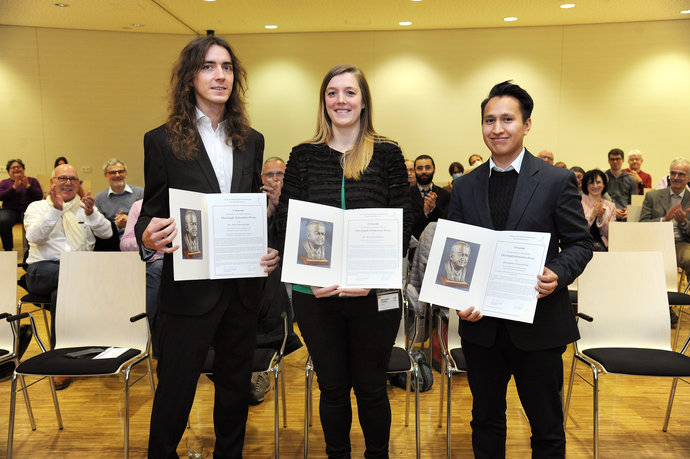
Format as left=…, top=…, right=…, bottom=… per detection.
left=609, top=157, right=623, bottom=162
left=262, top=171, right=284, bottom=179
left=9, top=165, right=24, bottom=171
left=55, top=176, right=79, bottom=184
left=107, top=169, right=126, bottom=176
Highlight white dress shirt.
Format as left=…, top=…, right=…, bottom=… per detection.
left=196, top=107, right=233, bottom=193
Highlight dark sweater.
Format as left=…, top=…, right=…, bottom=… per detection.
left=0, top=177, right=43, bottom=211
left=278, top=141, right=413, bottom=253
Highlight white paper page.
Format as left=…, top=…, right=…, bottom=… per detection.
left=170, top=188, right=210, bottom=281
left=482, top=232, right=550, bottom=323
left=342, top=208, right=403, bottom=288
left=93, top=347, right=128, bottom=359
left=207, top=193, right=268, bottom=279
left=418, top=219, right=549, bottom=324
left=281, top=200, right=344, bottom=287
left=419, top=219, right=496, bottom=310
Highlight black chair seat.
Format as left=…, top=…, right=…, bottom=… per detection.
left=449, top=348, right=466, bottom=370
left=583, top=347, right=690, bottom=377
left=0, top=349, right=9, bottom=358
left=667, top=291, right=690, bottom=305
left=19, top=293, right=51, bottom=305
left=17, top=347, right=141, bottom=375
left=387, top=346, right=411, bottom=373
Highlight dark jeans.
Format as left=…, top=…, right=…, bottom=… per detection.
left=462, top=323, right=567, bottom=459
left=0, top=208, right=23, bottom=251
left=294, top=292, right=400, bottom=459
left=25, top=260, right=60, bottom=349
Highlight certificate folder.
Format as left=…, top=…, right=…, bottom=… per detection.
left=418, top=219, right=549, bottom=324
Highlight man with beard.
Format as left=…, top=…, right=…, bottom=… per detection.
left=409, top=154, right=450, bottom=239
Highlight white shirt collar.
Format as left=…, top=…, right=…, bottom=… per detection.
left=489, top=148, right=525, bottom=175
left=108, top=184, right=133, bottom=196
left=670, top=187, right=686, bottom=199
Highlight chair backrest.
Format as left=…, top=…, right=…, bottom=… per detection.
left=0, top=251, right=18, bottom=352
left=608, top=221, right=677, bottom=291
left=55, top=251, right=147, bottom=350
left=577, top=251, right=671, bottom=352
left=626, top=205, right=642, bottom=222
left=631, top=194, right=645, bottom=206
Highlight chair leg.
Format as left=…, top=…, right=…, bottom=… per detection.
left=592, top=369, right=599, bottom=459
left=17, top=373, right=36, bottom=430
left=273, top=368, right=280, bottom=459
left=124, top=367, right=131, bottom=459
left=147, top=355, right=156, bottom=394
left=414, top=365, right=420, bottom=459
left=48, top=375, right=64, bottom=429
left=446, top=369, right=452, bottom=459
left=673, top=305, right=684, bottom=350
left=8, top=374, right=18, bottom=458
left=563, top=352, right=578, bottom=428
left=438, top=363, right=445, bottom=427
left=41, top=309, right=51, bottom=345
left=304, top=359, right=313, bottom=459
left=404, top=371, right=410, bottom=427
left=663, top=377, right=679, bottom=432
left=280, top=360, right=287, bottom=428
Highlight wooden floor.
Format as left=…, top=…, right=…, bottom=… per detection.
left=2, top=230, right=690, bottom=458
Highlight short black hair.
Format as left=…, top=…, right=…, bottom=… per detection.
left=448, top=162, right=464, bottom=175
left=414, top=154, right=435, bottom=169
left=6, top=159, right=24, bottom=171
left=581, top=169, right=608, bottom=196
left=570, top=166, right=585, bottom=175
left=608, top=148, right=624, bottom=160
left=53, top=156, right=68, bottom=168
left=481, top=80, right=534, bottom=123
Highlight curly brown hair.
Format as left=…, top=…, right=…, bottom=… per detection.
left=167, top=36, right=250, bottom=160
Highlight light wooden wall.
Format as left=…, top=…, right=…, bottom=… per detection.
left=1, top=20, right=689, bottom=189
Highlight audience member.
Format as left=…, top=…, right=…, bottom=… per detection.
left=134, top=36, right=279, bottom=457
left=53, top=156, right=68, bottom=168
left=261, top=157, right=285, bottom=249
left=640, top=157, right=690, bottom=327
left=410, top=154, right=450, bottom=239
left=24, top=164, right=112, bottom=389
left=120, top=199, right=163, bottom=337
left=448, top=81, right=592, bottom=458
left=555, top=161, right=567, bottom=169
left=581, top=169, right=616, bottom=251
left=537, top=149, right=554, bottom=164
left=605, top=148, right=638, bottom=220
left=0, top=159, right=43, bottom=252
left=444, top=161, right=464, bottom=191
left=624, top=149, right=652, bottom=195
left=468, top=154, right=483, bottom=166
left=94, top=158, right=144, bottom=240
left=570, top=166, right=585, bottom=192
left=405, top=159, right=416, bottom=186
left=278, top=64, right=412, bottom=459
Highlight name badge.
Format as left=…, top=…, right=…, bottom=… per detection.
left=377, top=290, right=399, bottom=312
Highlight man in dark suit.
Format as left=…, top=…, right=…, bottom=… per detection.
left=448, top=81, right=592, bottom=458
left=409, top=154, right=450, bottom=240
left=135, top=36, right=279, bottom=458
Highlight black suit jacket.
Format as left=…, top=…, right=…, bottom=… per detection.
left=448, top=150, right=592, bottom=351
left=135, top=124, right=265, bottom=316
left=410, top=183, right=450, bottom=239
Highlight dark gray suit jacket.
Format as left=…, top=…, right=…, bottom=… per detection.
left=639, top=188, right=690, bottom=241
left=448, top=150, right=592, bottom=351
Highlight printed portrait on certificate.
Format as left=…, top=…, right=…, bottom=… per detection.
left=180, top=208, right=203, bottom=260
left=297, top=218, right=333, bottom=267
left=436, top=238, right=479, bottom=290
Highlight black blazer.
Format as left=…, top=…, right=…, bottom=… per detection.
left=448, top=150, right=592, bottom=351
left=135, top=124, right=265, bottom=316
left=409, top=183, right=450, bottom=239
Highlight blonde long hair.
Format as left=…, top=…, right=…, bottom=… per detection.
left=306, top=65, right=391, bottom=180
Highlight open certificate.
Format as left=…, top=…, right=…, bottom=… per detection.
left=169, top=188, right=268, bottom=281
left=418, top=219, right=550, bottom=323
left=281, top=199, right=403, bottom=289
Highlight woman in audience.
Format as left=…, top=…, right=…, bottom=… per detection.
left=570, top=166, right=585, bottom=192
left=0, top=159, right=43, bottom=251
left=53, top=156, right=68, bottom=168
left=581, top=169, right=616, bottom=251
left=278, top=64, right=411, bottom=458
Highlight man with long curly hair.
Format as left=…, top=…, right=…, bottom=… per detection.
left=135, top=35, right=279, bottom=458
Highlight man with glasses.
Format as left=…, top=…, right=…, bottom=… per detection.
left=24, top=163, right=112, bottom=389
left=605, top=148, right=638, bottom=220
left=94, top=158, right=144, bottom=239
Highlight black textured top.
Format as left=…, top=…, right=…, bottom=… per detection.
left=489, top=169, right=518, bottom=231
left=278, top=140, right=413, bottom=253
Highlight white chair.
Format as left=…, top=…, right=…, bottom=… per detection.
left=436, top=308, right=467, bottom=458
left=1, top=252, right=35, bottom=430
left=6, top=252, right=155, bottom=459
left=563, top=252, right=690, bottom=459
left=626, top=205, right=642, bottom=222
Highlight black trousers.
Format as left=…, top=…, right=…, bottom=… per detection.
left=462, top=323, right=567, bottom=459
left=148, top=281, right=257, bottom=459
left=294, top=292, right=400, bottom=459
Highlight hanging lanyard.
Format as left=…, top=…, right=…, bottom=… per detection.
left=341, top=173, right=346, bottom=210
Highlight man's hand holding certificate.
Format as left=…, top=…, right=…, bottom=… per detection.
left=418, top=219, right=550, bottom=323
